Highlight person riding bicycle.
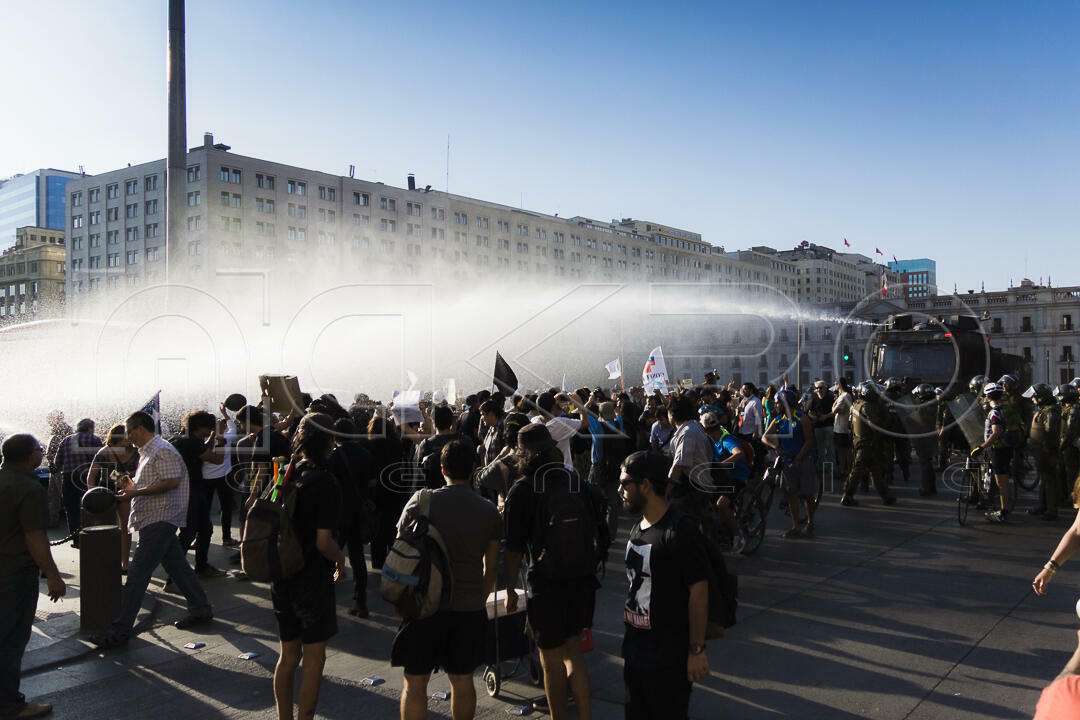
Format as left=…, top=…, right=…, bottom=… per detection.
left=700, top=411, right=749, bottom=552
left=970, top=382, right=1021, bottom=523
left=842, top=381, right=898, bottom=508
left=762, top=389, right=818, bottom=539
left=1026, top=384, right=1062, bottom=520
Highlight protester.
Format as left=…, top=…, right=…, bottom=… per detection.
left=270, top=413, right=347, bottom=720
left=620, top=451, right=710, bottom=720
left=504, top=424, right=600, bottom=720
left=0, top=434, right=66, bottom=720
left=54, top=418, right=102, bottom=546
left=91, top=411, right=213, bottom=649
left=831, top=379, right=855, bottom=483
left=331, top=417, right=376, bottom=617
left=700, top=411, right=748, bottom=549
left=478, top=398, right=506, bottom=467
left=807, top=380, right=835, bottom=481
left=392, top=439, right=501, bottom=720
left=367, top=409, right=408, bottom=571
left=416, top=405, right=465, bottom=490
left=204, top=395, right=244, bottom=548
left=44, top=410, right=72, bottom=528
left=87, top=424, right=140, bottom=572
left=533, top=391, right=589, bottom=471
left=649, top=403, right=675, bottom=456
left=762, top=390, right=818, bottom=538
left=171, top=411, right=228, bottom=581
left=666, top=395, right=716, bottom=533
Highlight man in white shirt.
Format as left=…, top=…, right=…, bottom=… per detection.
left=531, top=391, right=589, bottom=470
left=91, top=411, right=212, bottom=648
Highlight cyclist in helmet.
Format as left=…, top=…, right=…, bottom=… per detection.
left=1057, top=384, right=1080, bottom=505
left=970, top=382, right=1021, bottom=522
left=1025, top=384, right=1062, bottom=520
left=761, top=389, right=819, bottom=538
left=910, top=384, right=939, bottom=495
left=841, top=381, right=897, bottom=507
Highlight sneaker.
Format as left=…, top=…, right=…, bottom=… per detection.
left=841, top=495, right=859, bottom=507
left=782, top=528, right=803, bottom=539
left=13, top=702, right=54, bottom=718
left=985, top=509, right=1007, bottom=523
left=197, top=565, right=228, bottom=579
left=174, top=613, right=213, bottom=630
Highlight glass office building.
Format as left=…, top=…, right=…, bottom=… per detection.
left=0, top=169, right=81, bottom=251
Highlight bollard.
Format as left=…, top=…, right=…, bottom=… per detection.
left=80, top=525, right=123, bottom=635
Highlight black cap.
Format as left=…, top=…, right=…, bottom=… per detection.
left=622, top=450, right=672, bottom=488
left=517, top=422, right=555, bottom=452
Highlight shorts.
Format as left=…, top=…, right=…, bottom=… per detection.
left=391, top=609, right=486, bottom=676
left=271, top=572, right=338, bottom=644
left=624, top=663, right=692, bottom=720
left=526, top=579, right=597, bottom=650
left=833, top=433, right=852, bottom=449
left=779, top=457, right=818, bottom=498
left=990, top=447, right=1014, bottom=475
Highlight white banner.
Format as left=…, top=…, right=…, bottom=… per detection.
left=606, top=358, right=622, bottom=380
left=642, top=346, right=669, bottom=394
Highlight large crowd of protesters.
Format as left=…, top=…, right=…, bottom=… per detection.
left=3, top=369, right=1080, bottom=719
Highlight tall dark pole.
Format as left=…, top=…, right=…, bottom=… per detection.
left=165, top=0, right=187, bottom=290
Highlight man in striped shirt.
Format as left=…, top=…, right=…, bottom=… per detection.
left=90, top=411, right=212, bottom=648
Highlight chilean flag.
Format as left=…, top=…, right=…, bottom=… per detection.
left=880, top=267, right=888, bottom=297
left=875, top=248, right=884, bottom=256
left=843, top=238, right=850, bottom=247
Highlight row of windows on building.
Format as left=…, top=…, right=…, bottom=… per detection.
left=71, top=200, right=160, bottom=228
left=0, top=262, right=64, bottom=278
left=69, top=225, right=160, bottom=250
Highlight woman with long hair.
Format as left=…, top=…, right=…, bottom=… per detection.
left=87, top=424, right=139, bottom=572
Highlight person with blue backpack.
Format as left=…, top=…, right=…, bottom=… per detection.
left=762, top=390, right=818, bottom=539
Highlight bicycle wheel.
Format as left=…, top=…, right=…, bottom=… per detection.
left=957, top=468, right=973, bottom=525
left=736, top=490, right=767, bottom=555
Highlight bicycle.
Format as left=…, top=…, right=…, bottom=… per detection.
left=957, top=455, right=996, bottom=525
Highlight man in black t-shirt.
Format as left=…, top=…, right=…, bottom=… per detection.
left=415, top=405, right=464, bottom=490
left=171, top=411, right=227, bottom=579
left=619, top=451, right=711, bottom=720
left=329, top=418, right=376, bottom=617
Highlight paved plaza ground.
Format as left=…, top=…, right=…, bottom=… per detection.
left=20, top=474, right=1080, bottom=719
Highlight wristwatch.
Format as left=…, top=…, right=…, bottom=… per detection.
left=689, top=643, right=706, bottom=656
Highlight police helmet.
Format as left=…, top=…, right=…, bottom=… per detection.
left=998, top=374, right=1018, bottom=389
left=912, top=383, right=935, bottom=401
left=883, top=377, right=904, bottom=394
left=969, top=375, right=987, bottom=395
left=933, top=387, right=944, bottom=397
left=856, top=381, right=880, bottom=399
left=1054, top=384, right=1079, bottom=404
left=1024, top=384, right=1055, bottom=405
left=1071, top=377, right=1080, bottom=389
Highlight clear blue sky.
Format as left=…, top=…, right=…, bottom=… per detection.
left=2, top=0, right=1076, bottom=293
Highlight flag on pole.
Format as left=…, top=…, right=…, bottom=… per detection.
left=605, top=358, right=622, bottom=380
left=875, top=248, right=884, bottom=256
left=642, top=346, right=670, bottom=395
left=880, top=267, right=888, bottom=298
left=138, top=391, right=162, bottom=435
left=843, top=238, right=850, bottom=247
left=892, top=255, right=898, bottom=265
left=446, top=379, right=457, bottom=406
left=561, top=374, right=568, bottom=392
left=493, top=352, right=518, bottom=395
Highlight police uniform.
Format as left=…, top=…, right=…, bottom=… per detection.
left=1029, top=401, right=1061, bottom=517
left=1061, top=401, right=1080, bottom=504
left=1006, top=390, right=1032, bottom=483
left=911, top=400, right=938, bottom=495
left=844, top=397, right=892, bottom=501
left=884, top=390, right=912, bottom=484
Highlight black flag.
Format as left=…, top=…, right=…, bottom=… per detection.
left=493, top=352, right=518, bottom=395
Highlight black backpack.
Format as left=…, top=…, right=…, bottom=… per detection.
left=663, top=511, right=738, bottom=638
left=533, top=470, right=603, bottom=581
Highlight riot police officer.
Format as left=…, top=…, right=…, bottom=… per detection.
left=1026, top=384, right=1062, bottom=520
left=911, top=384, right=939, bottom=495
left=935, top=387, right=954, bottom=470
left=883, top=377, right=912, bottom=484
left=1055, top=384, right=1080, bottom=507
left=970, top=375, right=989, bottom=421
left=1000, top=374, right=1031, bottom=484
left=842, top=381, right=897, bottom=507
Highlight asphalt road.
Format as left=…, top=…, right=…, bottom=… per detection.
left=19, top=471, right=1080, bottom=719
